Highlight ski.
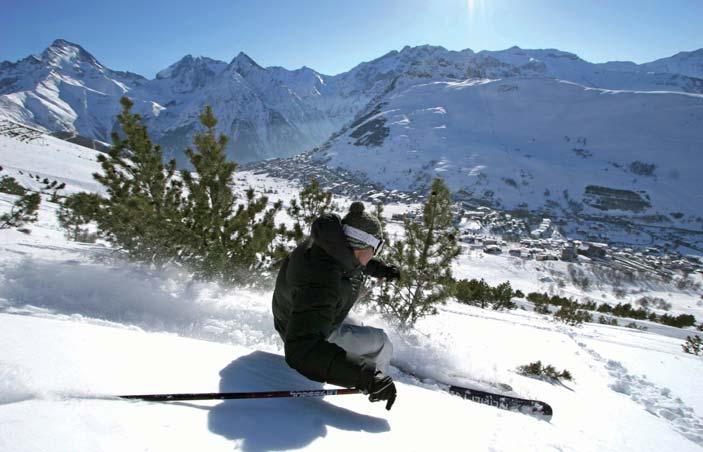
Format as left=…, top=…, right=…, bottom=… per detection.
left=392, top=363, right=552, bottom=420
left=448, top=385, right=553, bottom=421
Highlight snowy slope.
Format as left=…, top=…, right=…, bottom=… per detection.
left=0, top=122, right=105, bottom=196
left=1, top=311, right=702, bottom=452
left=2, top=124, right=703, bottom=451
left=313, top=77, right=703, bottom=223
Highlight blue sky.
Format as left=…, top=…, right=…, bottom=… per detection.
left=2, top=0, right=702, bottom=78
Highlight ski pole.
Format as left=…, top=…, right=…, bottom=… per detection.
left=118, top=388, right=361, bottom=402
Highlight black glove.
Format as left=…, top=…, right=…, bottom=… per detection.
left=357, top=364, right=397, bottom=410
left=379, top=264, right=401, bottom=281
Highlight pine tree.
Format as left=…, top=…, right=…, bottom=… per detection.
left=287, top=177, right=335, bottom=241
left=455, top=279, right=516, bottom=310
left=180, top=105, right=282, bottom=284
left=57, top=192, right=102, bottom=240
left=0, top=176, right=27, bottom=196
left=491, top=281, right=516, bottom=310
left=374, top=178, right=460, bottom=328
left=89, top=98, right=286, bottom=285
left=554, top=302, right=593, bottom=326
left=373, top=202, right=390, bottom=248
left=0, top=192, right=40, bottom=230
left=92, top=97, right=185, bottom=266
left=455, top=278, right=492, bottom=308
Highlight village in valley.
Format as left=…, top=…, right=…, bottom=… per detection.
left=245, top=150, right=703, bottom=286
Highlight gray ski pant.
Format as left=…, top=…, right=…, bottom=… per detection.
left=327, top=323, right=393, bottom=375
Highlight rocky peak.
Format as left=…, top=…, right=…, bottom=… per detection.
left=229, top=52, right=264, bottom=76
left=398, top=44, right=449, bottom=59
left=41, top=39, right=102, bottom=69
left=155, top=54, right=226, bottom=81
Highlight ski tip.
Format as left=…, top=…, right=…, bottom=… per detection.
left=510, top=402, right=552, bottom=421
left=518, top=401, right=553, bottom=421
left=529, top=402, right=553, bottom=422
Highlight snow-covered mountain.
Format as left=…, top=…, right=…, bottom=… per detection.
left=479, top=46, right=703, bottom=93
left=132, top=53, right=349, bottom=164
left=598, top=49, right=703, bottom=80
left=597, top=49, right=703, bottom=79
left=0, top=39, right=146, bottom=141
left=350, top=45, right=703, bottom=93
left=312, top=75, right=703, bottom=225
left=639, top=49, right=703, bottom=79
left=2, top=40, right=703, bottom=165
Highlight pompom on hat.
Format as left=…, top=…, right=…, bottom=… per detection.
left=341, top=202, right=383, bottom=251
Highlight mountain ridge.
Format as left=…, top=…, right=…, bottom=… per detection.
left=1, top=40, right=702, bottom=165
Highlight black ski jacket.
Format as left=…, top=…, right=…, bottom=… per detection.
left=272, top=213, right=390, bottom=388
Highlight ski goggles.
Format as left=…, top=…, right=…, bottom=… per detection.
left=343, top=224, right=384, bottom=254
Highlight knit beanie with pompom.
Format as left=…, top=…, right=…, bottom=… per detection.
left=341, top=202, right=383, bottom=249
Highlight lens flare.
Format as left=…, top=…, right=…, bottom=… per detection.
left=467, top=0, right=486, bottom=20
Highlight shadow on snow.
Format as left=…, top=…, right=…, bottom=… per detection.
left=206, top=351, right=390, bottom=451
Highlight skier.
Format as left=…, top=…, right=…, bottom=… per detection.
left=272, top=201, right=400, bottom=410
